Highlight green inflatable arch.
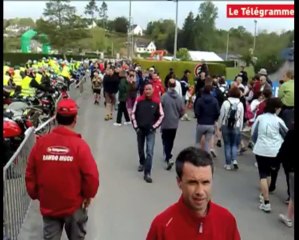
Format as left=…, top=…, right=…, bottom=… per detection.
left=21, top=29, right=51, bottom=54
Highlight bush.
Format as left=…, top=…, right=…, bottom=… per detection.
left=133, top=59, right=226, bottom=86
left=3, top=52, right=97, bottom=66
left=226, top=66, right=255, bottom=81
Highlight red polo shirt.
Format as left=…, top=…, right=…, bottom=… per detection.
left=147, top=196, right=241, bottom=240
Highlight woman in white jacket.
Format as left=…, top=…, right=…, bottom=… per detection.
left=251, top=98, right=288, bottom=213
left=218, top=87, right=244, bottom=170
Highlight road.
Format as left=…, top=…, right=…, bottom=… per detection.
left=19, top=85, right=294, bottom=240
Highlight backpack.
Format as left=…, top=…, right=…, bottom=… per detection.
left=226, top=100, right=240, bottom=128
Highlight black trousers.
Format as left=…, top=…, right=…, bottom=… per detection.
left=116, top=101, right=130, bottom=123
left=161, top=129, right=177, bottom=162
left=269, top=160, right=290, bottom=198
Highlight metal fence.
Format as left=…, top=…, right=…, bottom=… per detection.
left=3, top=127, right=36, bottom=240
left=3, top=76, right=87, bottom=240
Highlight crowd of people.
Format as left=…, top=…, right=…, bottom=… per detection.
left=23, top=58, right=294, bottom=239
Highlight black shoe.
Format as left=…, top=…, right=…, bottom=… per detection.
left=216, top=140, right=222, bottom=148
left=166, top=160, right=174, bottom=171
left=269, top=186, right=276, bottom=193
left=144, top=174, right=153, bottom=183
left=248, top=142, right=254, bottom=149
left=138, top=165, right=144, bottom=172
left=240, top=147, right=247, bottom=153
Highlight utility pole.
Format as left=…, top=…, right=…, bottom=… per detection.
left=173, top=0, right=178, bottom=60
left=127, top=0, right=132, bottom=59
left=225, top=31, right=230, bottom=61
left=253, top=20, right=257, bottom=54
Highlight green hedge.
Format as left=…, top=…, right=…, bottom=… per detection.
left=226, top=66, right=255, bottom=81
left=3, top=52, right=95, bottom=66
left=133, top=59, right=226, bottom=86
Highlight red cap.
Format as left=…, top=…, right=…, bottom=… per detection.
left=56, top=98, right=78, bottom=116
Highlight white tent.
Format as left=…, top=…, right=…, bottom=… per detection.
left=188, top=51, right=224, bottom=61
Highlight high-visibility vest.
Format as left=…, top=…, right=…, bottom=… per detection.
left=20, top=76, right=36, bottom=97
left=3, top=75, right=10, bottom=86
left=61, top=66, right=70, bottom=78
left=13, top=70, right=23, bottom=86
left=35, top=73, right=43, bottom=84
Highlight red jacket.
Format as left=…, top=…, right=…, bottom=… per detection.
left=147, top=196, right=241, bottom=240
left=150, top=78, right=165, bottom=100
left=25, top=126, right=99, bottom=217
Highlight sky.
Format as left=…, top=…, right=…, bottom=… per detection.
left=4, top=1, right=294, bottom=34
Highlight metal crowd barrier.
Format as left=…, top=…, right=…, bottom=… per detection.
left=3, top=79, right=87, bottom=239
left=3, top=127, right=36, bottom=240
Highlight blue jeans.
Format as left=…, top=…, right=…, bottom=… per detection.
left=137, top=130, right=156, bottom=175
left=221, top=126, right=241, bottom=165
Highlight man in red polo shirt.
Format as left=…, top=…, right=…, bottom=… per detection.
left=25, top=98, right=99, bottom=240
left=146, top=147, right=240, bottom=240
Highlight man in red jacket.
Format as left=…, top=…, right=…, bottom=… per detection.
left=149, top=71, right=165, bottom=100
left=25, top=98, right=99, bottom=240
left=146, top=147, right=241, bottom=240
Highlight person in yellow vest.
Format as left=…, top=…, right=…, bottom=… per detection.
left=20, top=69, right=54, bottom=98
left=61, top=62, right=71, bottom=90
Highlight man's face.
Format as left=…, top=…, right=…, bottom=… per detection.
left=144, top=84, right=153, bottom=98
left=177, top=163, right=212, bottom=216
left=200, top=72, right=205, bottom=80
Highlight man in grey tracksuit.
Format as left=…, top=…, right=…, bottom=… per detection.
left=161, top=79, right=185, bottom=170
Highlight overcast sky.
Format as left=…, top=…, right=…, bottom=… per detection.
left=4, top=1, right=294, bottom=34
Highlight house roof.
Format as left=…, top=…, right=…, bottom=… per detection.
left=135, top=39, right=152, bottom=48
left=188, top=51, right=223, bottom=61
left=132, top=24, right=138, bottom=29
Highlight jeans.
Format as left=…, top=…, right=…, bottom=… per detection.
left=43, top=208, right=88, bottom=240
left=221, top=126, right=241, bottom=165
left=137, top=129, right=156, bottom=175
left=116, top=101, right=130, bottom=123
left=161, top=129, right=177, bottom=162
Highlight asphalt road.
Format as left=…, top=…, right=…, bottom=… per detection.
left=19, top=86, right=294, bottom=240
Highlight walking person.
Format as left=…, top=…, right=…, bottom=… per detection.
left=195, top=85, right=220, bottom=155
left=180, top=70, right=191, bottom=121
left=114, top=70, right=131, bottom=126
left=131, top=83, right=164, bottom=183
left=218, top=87, right=244, bottom=170
left=126, top=70, right=138, bottom=119
left=25, top=98, right=99, bottom=240
left=146, top=147, right=241, bottom=240
left=91, top=71, right=103, bottom=105
left=251, top=98, right=288, bottom=213
left=161, top=79, right=185, bottom=170
left=278, top=123, right=295, bottom=227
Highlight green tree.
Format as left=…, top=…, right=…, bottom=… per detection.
left=99, top=1, right=108, bottom=28
left=177, top=48, right=191, bottom=61
left=112, top=17, right=129, bottom=33
left=180, top=12, right=196, bottom=50
left=84, top=0, right=99, bottom=24
left=38, top=0, right=89, bottom=52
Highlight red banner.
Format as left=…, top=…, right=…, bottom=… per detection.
left=227, top=4, right=294, bottom=18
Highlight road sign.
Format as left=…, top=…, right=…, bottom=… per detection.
left=194, top=63, right=202, bottom=76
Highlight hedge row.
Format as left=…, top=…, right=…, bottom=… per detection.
left=133, top=59, right=226, bottom=85
left=3, top=52, right=97, bottom=66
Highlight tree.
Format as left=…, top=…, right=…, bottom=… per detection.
left=38, top=0, right=89, bottom=52
left=180, top=12, right=196, bottom=49
left=177, top=48, right=191, bottom=61
left=111, top=17, right=129, bottom=33
left=84, top=0, right=99, bottom=24
left=99, top=1, right=108, bottom=28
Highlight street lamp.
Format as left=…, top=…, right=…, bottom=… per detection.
left=225, top=30, right=230, bottom=61
left=253, top=20, right=257, bottom=54
left=127, top=0, right=132, bottom=59
left=168, top=0, right=179, bottom=60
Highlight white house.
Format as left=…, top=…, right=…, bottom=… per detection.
left=134, top=40, right=156, bottom=54
left=87, top=21, right=97, bottom=29
left=130, top=24, right=143, bottom=36
left=188, top=51, right=224, bottom=61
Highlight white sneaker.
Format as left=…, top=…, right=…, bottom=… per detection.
left=232, top=160, right=239, bottom=170
left=113, top=123, right=122, bottom=126
left=124, top=121, right=132, bottom=125
left=224, top=165, right=232, bottom=171
left=259, top=193, right=264, bottom=203
left=259, top=203, right=271, bottom=213
left=279, top=214, right=293, bottom=227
